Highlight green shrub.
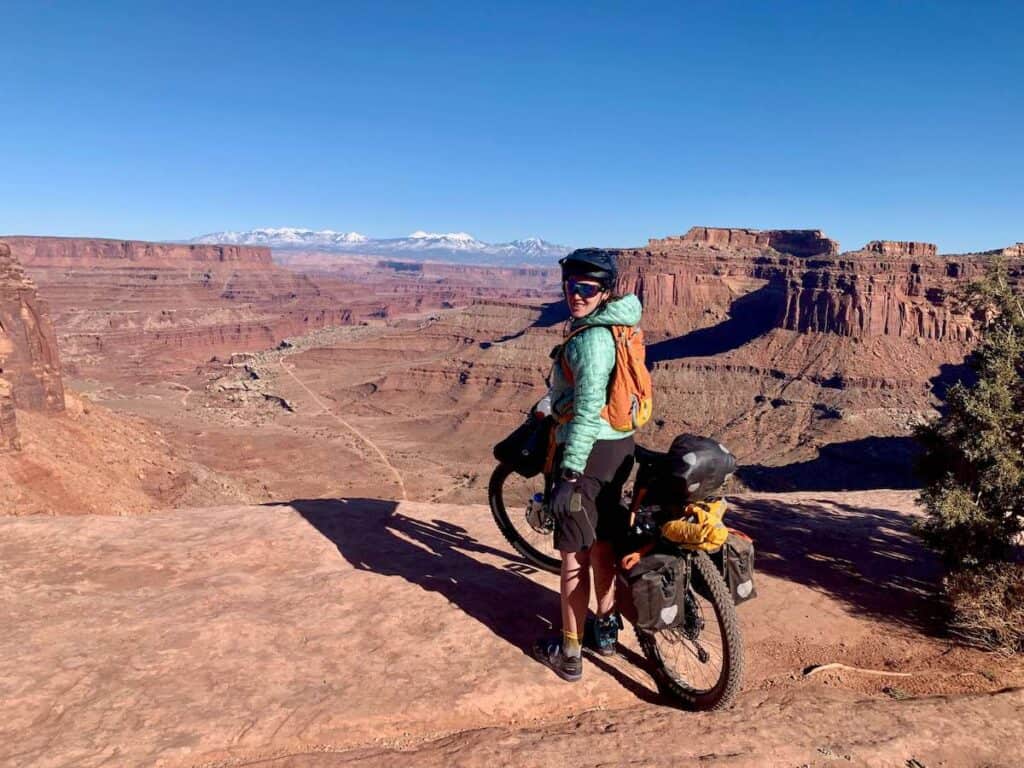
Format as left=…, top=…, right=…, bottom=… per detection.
left=916, top=262, right=1024, bottom=568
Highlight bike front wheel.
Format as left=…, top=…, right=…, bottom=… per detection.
left=488, top=463, right=560, bottom=574
left=635, top=550, right=744, bottom=710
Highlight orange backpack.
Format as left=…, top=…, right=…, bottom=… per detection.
left=559, top=324, right=654, bottom=432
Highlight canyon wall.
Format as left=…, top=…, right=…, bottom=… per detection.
left=619, top=229, right=990, bottom=343
left=4, top=236, right=272, bottom=268
left=0, top=242, right=66, bottom=451
left=653, top=227, right=841, bottom=258
left=3, top=237, right=351, bottom=381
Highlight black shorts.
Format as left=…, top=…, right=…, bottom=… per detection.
left=552, top=436, right=635, bottom=553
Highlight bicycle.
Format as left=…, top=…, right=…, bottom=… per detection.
left=489, top=438, right=744, bottom=711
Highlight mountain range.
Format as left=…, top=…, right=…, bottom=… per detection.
left=190, top=228, right=571, bottom=265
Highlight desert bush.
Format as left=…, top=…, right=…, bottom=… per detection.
left=915, top=262, right=1024, bottom=568
left=915, top=262, right=1024, bottom=653
left=943, top=563, right=1024, bottom=653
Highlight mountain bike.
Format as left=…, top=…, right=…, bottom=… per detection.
left=489, top=441, right=744, bottom=711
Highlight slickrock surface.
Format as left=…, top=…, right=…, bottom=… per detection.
left=1, top=493, right=1021, bottom=767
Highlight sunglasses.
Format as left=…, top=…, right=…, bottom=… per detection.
left=564, top=278, right=606, bottom=300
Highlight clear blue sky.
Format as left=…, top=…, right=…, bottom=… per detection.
left=2, top=1, right=1021, bottom=253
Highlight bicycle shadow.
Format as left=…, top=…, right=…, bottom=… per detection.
left=277, top=497, right=562, bottom=656
left=275, top=497, right=676, bottom=705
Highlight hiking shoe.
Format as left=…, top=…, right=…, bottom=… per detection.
left=531, top=638, right=582, bottom=682
left=584, top=612, right=623, bottom=657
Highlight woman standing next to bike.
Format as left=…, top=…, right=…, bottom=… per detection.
left=532, top=248, right=642, bottom=681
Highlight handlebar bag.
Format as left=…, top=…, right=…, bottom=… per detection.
left=493, top=416, right=554, bottom=478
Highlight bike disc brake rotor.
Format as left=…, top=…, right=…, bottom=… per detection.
left=525, top=503, right=554, bottom=534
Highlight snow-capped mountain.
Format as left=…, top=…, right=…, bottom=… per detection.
left=190, top=228, right=571, bottom=265
left=193, top=227, right=369, bottom=248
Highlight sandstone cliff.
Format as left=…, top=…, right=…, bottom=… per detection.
left=864, top=240, right=938, bottom=258
left=653, top=226, right=841, bottom=258
left=619, top=229, right=990, bottom=342
left=0, top=243, right=64, bottom=419
left=3, top=236, right=272, bottom=268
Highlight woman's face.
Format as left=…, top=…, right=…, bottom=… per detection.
left=564, top=277, right=610, bottom=319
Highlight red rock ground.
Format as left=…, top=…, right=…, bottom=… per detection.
left=2, top=492, right=1021, bottom=767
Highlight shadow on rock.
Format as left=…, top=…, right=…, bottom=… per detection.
left=277, top=498, right=560, bottom=654
left=737, top=436, right=921, bottom=492
left=729, top=495, right=942, bottom=633
left=480, top=300, right=568, bottom=349
left=646, top=283, right=783, bottom=364
left=930, top=355, right=977, bottom=403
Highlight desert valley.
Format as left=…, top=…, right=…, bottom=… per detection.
left=1, top=226, right=1023, bottom=766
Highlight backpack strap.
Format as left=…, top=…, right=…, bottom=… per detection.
left=554, top=324, right=617, bottom=426
left=558, top=324, right=615, bottom=384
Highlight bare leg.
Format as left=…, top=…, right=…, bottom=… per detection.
left=560, top=549, right=591, bottom=644
left=590, top=540, right=617, bottom=616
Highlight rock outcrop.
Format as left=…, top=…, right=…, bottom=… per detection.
left=619, top=228, right=991, bottom=342
left=0, top=243, right=65, bottom=419
left=864, top=240, right=938, bottom=258
left=652, top=227, right=841, bottom=258
left=0, top=360, right=16, bottom=452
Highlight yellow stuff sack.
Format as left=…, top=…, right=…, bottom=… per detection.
left=660, top=499, right=729, bottom=552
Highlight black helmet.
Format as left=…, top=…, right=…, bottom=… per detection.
left=559, top=248, right=617, bottom=287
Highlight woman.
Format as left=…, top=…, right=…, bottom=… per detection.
left=532, top=248, right=642, bottom=681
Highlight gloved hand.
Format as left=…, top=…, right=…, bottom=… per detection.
left=551, top=472, right=582, bottom=520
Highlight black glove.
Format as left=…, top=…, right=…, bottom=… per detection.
left=551, top=470, right=583, bottom=520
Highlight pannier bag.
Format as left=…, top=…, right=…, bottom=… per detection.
left=625, top=553, right=689, bottom=630
left=493, top=416, right=554, bottom=478
left=717, top=529, right=757, bottom=605
left=667, top=434, right=737, bottom=502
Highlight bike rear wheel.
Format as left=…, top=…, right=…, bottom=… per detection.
left=635, top=550, right=743, bottom=710
left=488, top=463, right=560, bottom=574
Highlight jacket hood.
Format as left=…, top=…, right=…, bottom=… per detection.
left=572, top=293, right=642, bottom=329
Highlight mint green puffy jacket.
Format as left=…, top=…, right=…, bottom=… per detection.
left=549, top=294, right=642, bottom=473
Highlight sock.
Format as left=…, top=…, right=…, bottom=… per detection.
left=562, top=629, right=582, bottom=658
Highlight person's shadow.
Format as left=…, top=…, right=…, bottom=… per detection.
left=273, top=497, right=676, bottom=705
left=275, top=497, right=562, bottom=654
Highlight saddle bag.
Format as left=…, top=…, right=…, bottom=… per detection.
left=492, top=416, right=553, bottom=478
left=625, top=553, right=689, bottom=630
left=714, top=529, right=758, bottom=605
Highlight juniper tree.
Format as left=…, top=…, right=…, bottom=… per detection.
left=916, top=261, right=1024, bottom=568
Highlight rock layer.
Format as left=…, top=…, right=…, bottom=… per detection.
left=0, top=243, right=65, bottom=417
left=653, top=226, right=841, bottom=258
left=618, top=229, right=992, bottom=342
left=864, top=240, right=938, bottom=258
left=4, top=235, right=272, bottom=267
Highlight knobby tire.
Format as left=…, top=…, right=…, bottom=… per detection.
left=635, top=550, right=744, bottom=710
left=488, top=462, right=560, bottom=574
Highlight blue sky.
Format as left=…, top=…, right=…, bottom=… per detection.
left=1, top=1, right=1021, bottom=253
